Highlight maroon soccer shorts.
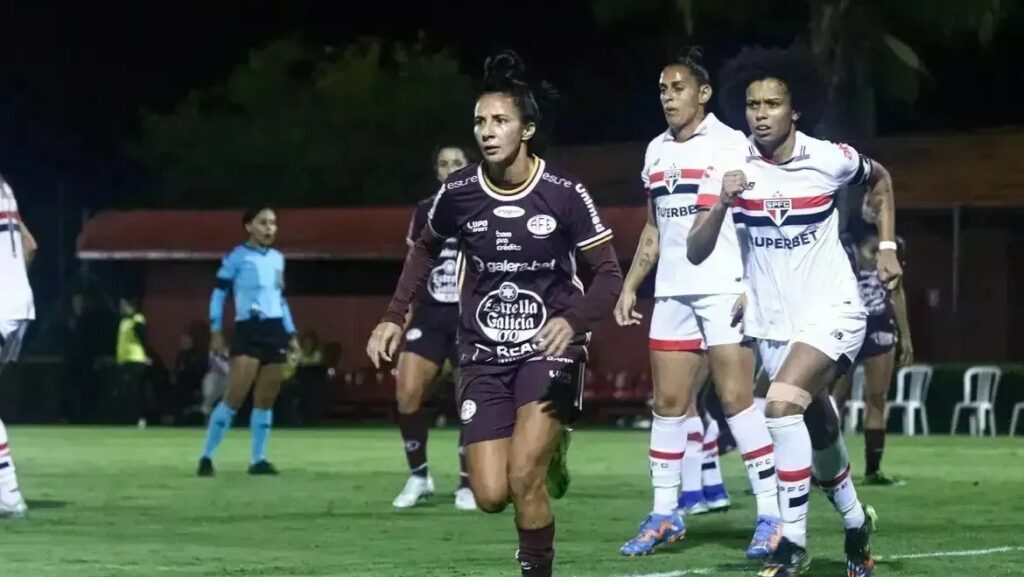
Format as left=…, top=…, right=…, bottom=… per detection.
left=457, top=351, right=585, bottom=445
left=402, top=304, right=459, bottom=367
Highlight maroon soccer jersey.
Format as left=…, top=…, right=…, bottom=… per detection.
left=407, top=197, right=460, bottom=307
left=426, top=158, right=614, bottom=367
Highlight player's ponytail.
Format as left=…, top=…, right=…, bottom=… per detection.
left=675, top=45, right=711, bottom=86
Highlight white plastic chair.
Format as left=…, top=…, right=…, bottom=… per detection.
left=1010, top=402, right=1024, bottom=437
left=885, top=364, right=933, bottom=436
left=843, top=365, right=867, bottom=434
left=950, top=366, right=1001, bottom=437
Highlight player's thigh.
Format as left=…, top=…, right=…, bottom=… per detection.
left=768, top=310, right=866, bottom=417
left=649, top=297, right=704, bottom=416
left=459, top=368, right=516, bottom=507
left=253, top=363, right=287, bottom=408
left=395, top=351, right=441, bottom=413
left=224, top=356, right=261, bottom=407
left=862, top=348, right=895, bottom=409
left=692, top=293, right=755, bottom=414
left=831, top=368, right=853, bottom=405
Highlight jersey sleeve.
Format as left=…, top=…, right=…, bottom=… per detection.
left=824, top=142, right=873, bottom=187
left=565, top=182, right=614, bottom=251
left=209, top=249, right=239, bottom=332
left=427, top=185, right=459, bottom=239
left=406, top=200, right=430, bottom=247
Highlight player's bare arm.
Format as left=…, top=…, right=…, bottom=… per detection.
left=687, top=170, right=745, bottom=264
left=20, top=221, right=37, bottom=266
left=368, top=227, right=444, bottom=367
left=865, top=160, right=902, bottom=289
left=891, top=282, right=913, bottom=366
left=614, top=200, right=658, bottom=326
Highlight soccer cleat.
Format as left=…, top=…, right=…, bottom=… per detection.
left=454, top=486, right=477, bottom=511
left=746, top=515, right=782, bottom=559
left=863, top=472, right=905, bottom=487
left=677, top=490, right=708, bottom=516
left=845, top=504, right=877, bottom=577
left=392, top=475, right=435, bottom=509
left=197, top=457, right=215, bottom=477
left=247, top=460, right=279, bottom=475
left=547, top=427, right=571, bottom=500
left=703, top=483, right=731, bottom=513
left=0, top=491, right=28, bottom=519
left=758, top=537, right=811, bottom=576
left=619, top=512, right=686, bottom=556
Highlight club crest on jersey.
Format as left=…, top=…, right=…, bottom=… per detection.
left=662, top=168, right=683, bottom=193
left=764, top=198, right=792, bottom=226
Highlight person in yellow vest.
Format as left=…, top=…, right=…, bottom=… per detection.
left=116, top=297, right=153, bottom=428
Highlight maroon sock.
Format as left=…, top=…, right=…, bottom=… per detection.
left=397, top=409, right=430, bottom=477
left=517, top=521, right=555, bottom=576
left=864, top=428, right=885, bottom=475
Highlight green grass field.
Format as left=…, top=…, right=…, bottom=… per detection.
left=3, top=426, right=1023, bottom=576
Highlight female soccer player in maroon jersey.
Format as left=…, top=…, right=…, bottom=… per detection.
left=367, top=50, right=622, bottom=576
left=391, top=144, right=478, bottom=511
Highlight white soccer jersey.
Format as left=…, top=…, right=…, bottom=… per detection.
left=697, top=132, right=870, bottom=341
left=0, top=181, right=35, bottom=321
left=642, top=113, right=746, bottom=297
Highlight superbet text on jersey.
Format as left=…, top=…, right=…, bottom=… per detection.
left=427, top=159, right=613, bottom=367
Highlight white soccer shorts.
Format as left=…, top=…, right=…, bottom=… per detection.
left=649, top=293, right=745, bottom=352
left=0, top=319, right=30, bottom=365
left=757, top=306, right=866, bottom=381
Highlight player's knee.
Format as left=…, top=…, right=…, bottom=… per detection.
left=473, top=485, right=510, bottom=514
left=395, top=384, right=423, bottom=415
left=765, top=381, right=811, bottom=418
left=865, top=389, right=886, bottom=412
left=717, top=385, right=753, bottom=417
left=764, top=401, right=802, bottom=418
left=508, top=465, right=545, bottom=504
left=652, top=394, right=687, bottom=418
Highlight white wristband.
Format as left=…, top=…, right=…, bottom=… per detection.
left=878, top=241, right=898, bottom=251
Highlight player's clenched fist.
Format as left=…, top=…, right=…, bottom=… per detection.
left=720, top=170, right=747, bottom=206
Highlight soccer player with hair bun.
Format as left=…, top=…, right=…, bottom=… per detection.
left=689, top=44, right=900, bottom=576
left=368, top=50, right=622, bottom=576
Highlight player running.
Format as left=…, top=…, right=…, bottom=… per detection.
left=689, top=45, right=900, bottom=576
left=833, top=214, right=912, bottom=486
left=367, top=50, right=622, bottom=577
left=392, top=144, right=478, bottom=511
left=0, top=178, right=36, bottom=518
left=616, top=47, right=781, bottom=559
left=197, top=207, right=300, bottom=477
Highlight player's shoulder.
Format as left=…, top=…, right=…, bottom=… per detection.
left=438, top=164, right=482, bottom=197
left=535, top=159, right=593, bottom=202
left=800, top=132, right=859, bottom=161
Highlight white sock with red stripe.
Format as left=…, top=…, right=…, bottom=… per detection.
left=650, top=413, right=686, bottom=515
left=700, top=418, right=724, bottom=488
left=727, top=404, right=781, bottom=518
left=767, top=414, right=812, bottom=548
left=812, top=436, right=866, bottom=529
left=680, top=416, right=705, bottom=503
left=0, top=419, right=22, bottom=499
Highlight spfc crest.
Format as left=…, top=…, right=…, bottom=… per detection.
left=663, top=168, right=682, bottom=193
left=764, top=198, right=792, bottom=226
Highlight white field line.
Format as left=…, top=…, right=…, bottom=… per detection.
left=617, top=545, right=1024, bottom=577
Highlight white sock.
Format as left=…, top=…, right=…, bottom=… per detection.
left=753, top=397, right=767, bottom=414
left=681, top=417, right=705, bottom=499
left=650, top=413, right=686, bottom=515
left=700, top=418, right=724, bottom=488
left=767, top=414, right=812, bottom=548
left=0, top=418, right=22, bottom=498
left=727, top=404, right=781, bottom=518
left=812, top=436, right=866, bottom=529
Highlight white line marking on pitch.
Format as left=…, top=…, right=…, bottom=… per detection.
left=619, top=545, right=1024, bottom=577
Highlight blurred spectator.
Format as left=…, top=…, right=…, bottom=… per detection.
left=171, top=330, right=207, bottom=421
left=115, top=297, right=153, bottom=428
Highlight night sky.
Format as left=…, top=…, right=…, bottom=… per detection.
left=1, top=1, right=1022, bottom=281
